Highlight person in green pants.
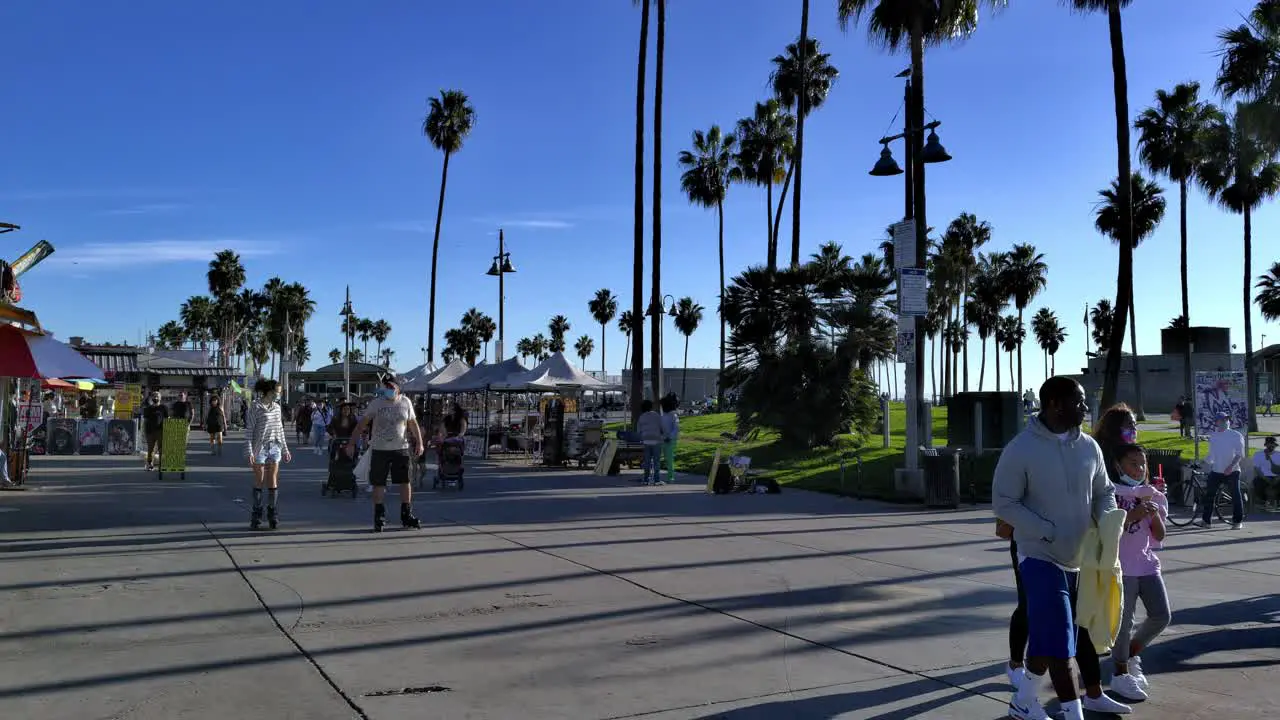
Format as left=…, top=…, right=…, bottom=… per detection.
left=659, top=393, right=680, bottom=484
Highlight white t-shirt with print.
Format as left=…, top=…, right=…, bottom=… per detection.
left=363, top=395, right=416, bottom=452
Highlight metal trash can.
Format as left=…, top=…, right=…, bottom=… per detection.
left=923, top=447, right=962, bottom=509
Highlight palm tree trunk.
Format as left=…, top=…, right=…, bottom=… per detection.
left=717, top=199, right=726, bottom=407
left=772, top=161, right=795, bottom=259
left=1179, top=178, right=1193, bottom=409
left=929, top=334, right=937, bottom=403
left=766, top=176, right=776, bottom=272
left=1043, top=347, right=1048, bottom=381
left=1100, top=0, right=1133, bottom=411
left=630, top=0, right=650, bottom=423
left=1051, top=351, right=1057, bottom=377
left=427, top=150, right=451, bottom=364
left=1128, top=286, right=1145, bottom=419
left=682, top=335, right=690, bottom=398
left=978, top=337, right=987, bottom=391
left=790, top=0, right=809, bottom=269
left=1017, top=307, right=1026, bottom=398
left=1008, top=349, right=1014, bottom=391
left=961, top=271, right=970, bottom=392
left=600, top=323, right=607, bottom=375
left=650, top=0, right=666, bottom=404
left=1245, top=208, right=1258, bottom=433
left=995, top=340, right=1002, bottom=392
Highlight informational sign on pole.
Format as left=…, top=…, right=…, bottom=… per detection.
left=892, top=219, right=915, bottom=270
left=896, top=326, right=916, bottom=365
left=897, top=267, right=928, bottom=316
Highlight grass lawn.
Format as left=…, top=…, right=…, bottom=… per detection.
left=614, top=404, right=1227, bottom=501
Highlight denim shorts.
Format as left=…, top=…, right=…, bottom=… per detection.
left=254, top=441, right=284, bottom=465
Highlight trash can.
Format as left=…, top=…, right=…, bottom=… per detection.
left=923, top=448, right=962, bottom=509
left=1144, top=448, right=1183, bottom=500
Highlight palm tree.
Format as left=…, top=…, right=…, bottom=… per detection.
left=156, top=320, right=186, bottom=350
left=1032, top=308, right=1057, bottom=378
left=293, top=335, right=311, bottom=368
left=1257, top=261, right=1280, bottom=320
left=1199, top=105, right=1280, bottom=433
left=917, top=303, right=943, bottom=399
left=1095, top=171, right=1166, bottom=419
left=940, top=212, right=991, bottom=393
left=381, top=348, right=395, bottom=368
left=371, top=319, right=391, bottom=359
left=1135, top=81, right=1223, bottom=404
left=356, top=318, right=373, bottom=358
left=328, top=348, right=341, bottom=365
left=422, top=89, right=477, bottom=364
left=997, top=315, right=1024, bottom=388
left=618, top=310, right=637, bottom=373
left=530, top=333, right=549, bottom=362
left=516, top=337, right=534, bottom=365
left=588, top=288, right=618, bottom=375
left=548, top=315, right=571, bottom=353
left=179, top=295, right=215, bottom=350
left=809, top=241, right=854, bottom=344
left=1091, top=299, right=1115, bottom=355
left=968, top=252, right=1008, bottom=391
left=678, top=125, right=737, bottom=405
left=574, top=335, right=595, bottom=367
left=1002, top=243, right=1048, bottom=399
left=629, top=0, right=651, bottom=423
left=1066, top=0, right=1136, bottom=410
left=650, top=0, right=668, bottom=406
left=734, top=99, right=795, bottom=271
left=672, top=297, right=704, bottom=398
left=206, top=250, right=245, bottom=364
left=771, top=31, right=840, bottom=267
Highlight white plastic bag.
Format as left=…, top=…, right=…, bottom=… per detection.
left=353, top=448, right=371, bottom=488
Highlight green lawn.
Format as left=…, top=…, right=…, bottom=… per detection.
left=618, top=404, right=1222, bottom=501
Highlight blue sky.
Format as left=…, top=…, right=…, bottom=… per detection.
left=3, top=0, right=1275, bottom=397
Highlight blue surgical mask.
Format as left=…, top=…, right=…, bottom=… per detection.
left=379, top=388, right=395, bottom=399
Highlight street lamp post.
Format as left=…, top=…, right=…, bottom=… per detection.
left=485, top=229, right=516, bottom=362
left=645, top=294, right=678, bottom=401
left=340, top=286, right=354, bottom=400
left=868, top=69, right=952, bottom=486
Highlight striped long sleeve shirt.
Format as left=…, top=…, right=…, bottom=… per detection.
left=245, top=400, right=289, bottom=461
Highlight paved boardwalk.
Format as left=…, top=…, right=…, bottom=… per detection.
left=0, top=433, right=1276, bottom=719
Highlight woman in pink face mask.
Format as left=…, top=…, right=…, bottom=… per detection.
left=1093, top=403, right=1139, bottom=483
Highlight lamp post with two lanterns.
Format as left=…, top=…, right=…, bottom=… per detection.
left=485, top=229, right=516, bottom=362
left=867, top=68, right=952, bottom=483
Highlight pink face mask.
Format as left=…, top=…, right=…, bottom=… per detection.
left=1120, top=426, right=1138, bottom=444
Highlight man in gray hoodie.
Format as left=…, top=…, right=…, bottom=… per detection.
left=993, top=376, right=1118, bottom=720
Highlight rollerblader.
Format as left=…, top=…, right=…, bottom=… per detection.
left=346, top=374, right=424, bottom=532
left=245, top=380, right=291, bottom=530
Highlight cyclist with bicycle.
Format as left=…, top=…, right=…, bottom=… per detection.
left=1198, top=411, right=1247, bottom=529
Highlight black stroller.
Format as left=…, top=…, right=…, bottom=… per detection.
left=433, top=439, right=465, bottom=490
left=322, top=438, right=360, bottom=498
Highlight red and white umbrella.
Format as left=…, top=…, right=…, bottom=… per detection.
left=0, top=324, right=104, bottom=380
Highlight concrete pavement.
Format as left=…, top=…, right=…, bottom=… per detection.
left=1, top=432, right=1277, bottom=719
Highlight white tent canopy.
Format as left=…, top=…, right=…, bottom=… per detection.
left=401, top=358, right=470, bottom=393
left=430, top=357, right=528, bottom=394
left=492, top=351, right=614, bottom=391
left=398, top=362, right=436, bottom=388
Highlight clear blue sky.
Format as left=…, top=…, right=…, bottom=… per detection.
left=3, top=0, right=1274, bottom=397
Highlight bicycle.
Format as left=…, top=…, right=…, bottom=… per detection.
left=1164, top=462, right=1251, bottom=527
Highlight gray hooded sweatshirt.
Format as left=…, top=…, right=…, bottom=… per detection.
left=992, top=415, right=1116, bottom=569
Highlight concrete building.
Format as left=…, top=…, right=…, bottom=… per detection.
left=1072, top=326, right=1280, bottom=412
left=620, top=367, right=721, bottom=404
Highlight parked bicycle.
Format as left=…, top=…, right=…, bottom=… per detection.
left=1164, top=461, right=1251, bottom=527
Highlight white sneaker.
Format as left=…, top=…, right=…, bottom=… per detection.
left=1109, top=673, right=1148, bottom=701
left=1005, top=664, right=1025, bottom=689
left=1231, top=522, right=1245, bottom=530
left=1007, top=697, right=1050, bottom=720
left=1082, top=692, right=1132, bottom=714
left=1129, top=656, right=1150, bottom=691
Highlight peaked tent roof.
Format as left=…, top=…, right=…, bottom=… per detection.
left=492, top=351, right=614, bottom=391
left=430, top=357, right=528, bottom=393
left=406, top=358, right=470, bottom=392
left=399, top=362, right=436, bottom=387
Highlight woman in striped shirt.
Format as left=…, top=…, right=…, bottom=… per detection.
left=245, top=379, right=291, bottom=530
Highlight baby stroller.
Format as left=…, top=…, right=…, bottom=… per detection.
left=322, top=438, right=360, bottom=498
left=433, top=438, right=465, bottom=490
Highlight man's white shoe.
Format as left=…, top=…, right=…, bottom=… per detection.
left=1082, top=693, right=1132, bottom=714
left=1007, top=698, right=1050, bottom=720
left=1005, top=664, right=1025, bottom=689
left=1109, top=673, right=1148, bottom=701
left=1129, top=656, right=1150, bottom=691
left=1231, top=522, right=1245, bottom=530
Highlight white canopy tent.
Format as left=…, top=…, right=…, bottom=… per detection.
left=401, top=358, right=470, bottom=393
left=491, top=351, right=615, bottom=392
left=398, top=362, right=436, bottom=388
left=430, top=357, right=528, bottom=394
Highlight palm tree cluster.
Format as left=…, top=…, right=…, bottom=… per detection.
left=341, top=317, right=393, bottom=367
left=441, top=308, right=495, bottom=366
left=155, top=250, right=316, bottom=387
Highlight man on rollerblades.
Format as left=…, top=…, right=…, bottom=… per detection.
left=346, top=374, right=424, bottom=532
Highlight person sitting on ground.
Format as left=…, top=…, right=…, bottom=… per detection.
left=1252, top=436, right=1280, bottom=512
left=993, top=376, right=1123, bottom=720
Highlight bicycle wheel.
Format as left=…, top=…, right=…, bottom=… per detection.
left=1165, top=478, right=1198, bottom=527
left=1215, top=486, right=1250, bottom=524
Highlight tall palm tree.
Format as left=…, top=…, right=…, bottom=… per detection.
left=475, top=315, right=496, bottom=361
left=1032, top=308, right=1055, bottom=378
left=940, top=212, right=991, bottom=392
left=1066, top=0, right=1136, bottom=410
left=997, top=314, right=1024, bottom=389
left=381, top=348, right=395, bottom=368
left=1094, top=171, right=1166, bottom=419
left=918, top=302, right=944, bottom=399
left=548, top=315, right=571, bottom=353
left=678, top=125, right=737, bottom=405
left=356, top=318, right=373, bottom=358
left=530, top=333, right=549, bottom=362
left=1135, top=81, right=1223, bottom=405
left=371, top=319, right=391, bottom=359
left=968, top=252, right=1008, bottom=391
left=1199, top=105, right=1280, bottom=433
left=809, top=241, right=854, bottom=344
left=156, top=320, right=186, bottom=350
left=422, top=89, right=476, bottom=364
left=650, top=0, right=667, bottom=405
left=1257, top=261, right=1280, bottom=320
left=771, top=32, right=840, bottom=267
left=328, top=348, right=342, bottom=365
left=179, top=295, right=216, bottom=350
left=618, top=310, right=637, bottom=374
left=516, top=337, right=534, bottom=365
left=1002, top=243, right=1048, bottom=399
left=574, top=335, right=595, bottom=367
left=734, top=99, right=795, bottom=271
left=207, top=250, right=245, bottom=365
left=672, top=297, right=704, bottom=398
left=630, top=0, right=651, bottom=423
left=588, top=288, right=618, bottom=375
left=1090, top=299, right=1115, bottom=355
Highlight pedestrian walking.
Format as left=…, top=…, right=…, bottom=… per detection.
left=244, top=380, right=291, bottom=530
left=993, top=376, right=1125, bottom=720
left=636, top=399, right=664, bottom=485
left=1262, top=390, right=1274, bottom=417
left=141, top=391, right=168, bottom=471
left=310, top=403, right=329, bottom=453
left=1108, top=443, right=1171, bottom=702
left=171, top=391, right=194, bottom=425
left=660, top=393, right=680, bottom=485
left=1198, top=411, right=1246, bottom=529
left=345, top=375, right=423, bottom=532
left=205, top=394, right=227, bottom=456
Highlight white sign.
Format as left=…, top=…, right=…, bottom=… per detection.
left=892, top=219, right=916, bottom=270
left=898, top=267, right=928, bottom=316
left=896, top=328, right=916, bottom=364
